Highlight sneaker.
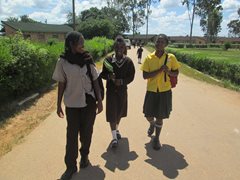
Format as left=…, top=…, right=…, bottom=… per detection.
left=60, top=167, right=77, bottom=180
left=80, top=156, right=89, bottom=169
left=147, top=124, right=155, bottom=137
left=116, top=130, right=121, bottom=140
left=152, top=137, right=161, bottom=150
left=111, top=139, right=118, bottom=148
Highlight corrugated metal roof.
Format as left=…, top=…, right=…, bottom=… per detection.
left=1, top=21, right=73, bottom=33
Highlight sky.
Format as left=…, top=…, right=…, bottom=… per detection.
left=0, top=0, right=239, bottom=37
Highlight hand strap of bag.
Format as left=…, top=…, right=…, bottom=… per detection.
left=163, top=54, right=168, bottom=82
left=86, top=63, right=93, bottom=82
left=86, top=63, right=96, bottom=96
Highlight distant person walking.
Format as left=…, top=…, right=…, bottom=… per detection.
left=140, top=34, right=180, bottom=150
left=52, top=31, right=103, bottom=180
left=137, top=45, right=143, bottom=64
left=101, top=35, right=135, bottom=148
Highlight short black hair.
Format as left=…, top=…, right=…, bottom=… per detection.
left=64, top=31, right=84, bottom=55
left=114, top=35, right=126, bottom=47
left=155, top=34, right=169, bottom=45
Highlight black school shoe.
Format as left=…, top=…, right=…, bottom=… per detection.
left=80, top=156, right=89, bottom=169
left=152, top=137, right=161, bottom=150
left=60, top=167, right=77, bottom=180
left=110, top=139, right=118, bottom=148
left=116, top=130, right=122, bottom=140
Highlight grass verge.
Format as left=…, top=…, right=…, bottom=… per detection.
left=0, top=86, right=57, bottom=157
left=145, top=46, right=240, bottom=92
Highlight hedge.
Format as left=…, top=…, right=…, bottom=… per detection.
left=0, top=34, right=114, bottom=104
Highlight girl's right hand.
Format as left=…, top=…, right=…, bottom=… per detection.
left=109, top=73, right=116, bottom=81
left=57, top=105, right=64, bottom=118
left=160, top=65, right=168, bottom=73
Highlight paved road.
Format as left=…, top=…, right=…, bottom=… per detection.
left=0, top=47, right=240, bottom=180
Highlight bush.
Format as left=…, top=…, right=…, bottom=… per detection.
left=47, top=38, right=59, bottom=46
left=84, top=37, right=114, bottom=61
left=0, top=35, right=114, bottom=103
left=224, top=42, right=231, bottom=50
left=167, top=48, right=240, bottom=85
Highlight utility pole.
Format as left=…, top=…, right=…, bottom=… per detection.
left=72, top=0, right=76, bottom=30
left=145, top=1, right=150, bottom=44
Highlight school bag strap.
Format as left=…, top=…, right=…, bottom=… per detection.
left=163, top=53, right=178, bottom=88
left=163, top=53, right=168, bottom=82
left=86, top=63, right=105, bottom=100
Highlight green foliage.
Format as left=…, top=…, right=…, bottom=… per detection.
left=223, top=42, right=231, bottom=50
left=84, top=37, right=114, bottom=61
left=167, top=48, right=240, bottom=85
left=47, top=38, right=59, bottom=46
left=0, top=35, right=113, bottom=103
left=195, top=0, right=223, bottom=42
left=70, top=7, right=129, bottom=39
left=79, top=19, right=116, bottom=39
left=227, top=8, right=240, bottom=37
left=0, top=34, right=57, bottom=98
left=171, top=43, right=185, bottom=48
left=6, top=15, right=39, bottom=23
left=118, top=0, right=147, bottom=35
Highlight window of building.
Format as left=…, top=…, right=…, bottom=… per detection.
left=52, top=34, right=59, bottom=39
left=23, top=34, right=31, bottom=39
left=38, top=33, right=45, bottom=40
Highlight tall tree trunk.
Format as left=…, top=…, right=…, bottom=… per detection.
left=145, top=2, right=150, bottom=44
left=189, top=0, right=196, bottom=44
left=72, top=0, right=76, bottom=30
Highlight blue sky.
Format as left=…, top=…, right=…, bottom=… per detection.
left=0, top=0, right=239, bottom=37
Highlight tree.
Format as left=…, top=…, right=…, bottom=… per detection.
left=101, top=7, right=130, bottom=33
left=19, top=15, right=37, bottom=23
left=78, top=19, right=115, bottom=39
left=227, top=8, right=240, bottom=37
left=113, top=0, right=148, bottom=37
left=6, top=15, right=38, bottom=23
left=195, top=0, right=223, bottom=43
left=145, top=0, right=161, bottom=42
left=182, top=0, right=196, bottom=44
left=67, top=7, right=129, bottom=39
left=6, top=17, right=19, bottom=22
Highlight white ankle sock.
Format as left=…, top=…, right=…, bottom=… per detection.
left=112, top=130, right=117, bottom=140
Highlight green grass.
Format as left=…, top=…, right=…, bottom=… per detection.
left=168, top=47, right=240, bottom=64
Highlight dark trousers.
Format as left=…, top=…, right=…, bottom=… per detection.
left=65, top=96, right=96, bottom=169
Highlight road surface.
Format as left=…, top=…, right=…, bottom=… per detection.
left=0, top=47, right=240, bottom=180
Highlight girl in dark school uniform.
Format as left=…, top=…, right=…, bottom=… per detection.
left=101, top=35, right=135, bottom=148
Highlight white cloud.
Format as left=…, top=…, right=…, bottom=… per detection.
left=150, top=5, right=167, bottom=19
left=160, top=0, right=182, bottom=8
left=0, top=0, right=236, bottom=36
left=222, top=0, right=240, bottom=10
left=29, top=0, right=71, bottom=24
left=0, top=1, right=2, bottom=15
left=32, top=0, right=52, bottom=8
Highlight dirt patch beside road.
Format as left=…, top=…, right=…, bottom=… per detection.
left=0, top=87, right=57, bottom=157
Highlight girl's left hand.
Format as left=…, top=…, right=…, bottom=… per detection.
left=96, top=101, right=103, bottom=114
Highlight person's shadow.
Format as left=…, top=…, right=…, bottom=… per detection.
left=145, top=142, right=188, bottom=179
left=71, top=164, right=105, bottom=180
left=101, top=138, right=138, bottom=172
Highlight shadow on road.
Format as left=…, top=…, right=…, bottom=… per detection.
left=71, top=164, right=105, bottom=180
left=145, top=143, right=188, bottom=179
left=101, top=138, right=138, bottom=172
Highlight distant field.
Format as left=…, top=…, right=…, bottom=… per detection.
left=168, top=48, right=240, bottom=64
